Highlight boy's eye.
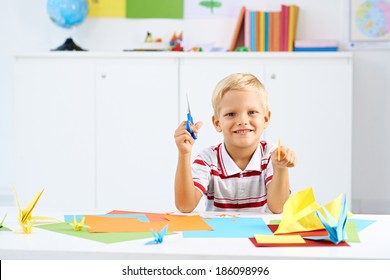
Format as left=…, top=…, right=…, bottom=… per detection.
left=225, top=112, right=235, bottom=117
left=248, top=111, right=257, bottom=115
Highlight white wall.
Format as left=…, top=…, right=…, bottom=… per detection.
left=1, top=0, right=389, bottom=213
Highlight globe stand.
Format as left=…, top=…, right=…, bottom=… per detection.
left=51, top=37, right=87, bottom=51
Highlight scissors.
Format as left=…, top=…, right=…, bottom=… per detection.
left=186, top=93, right=197, bottom=140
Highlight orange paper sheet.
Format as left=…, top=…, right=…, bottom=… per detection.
left=85, top=214, right=213, bottom=233
left=108, top=210, right=169, bottom=222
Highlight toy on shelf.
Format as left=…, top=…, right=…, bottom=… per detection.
left=131, top=32, right=169, bottom=51
left=169, top=32, right=184, bottom=52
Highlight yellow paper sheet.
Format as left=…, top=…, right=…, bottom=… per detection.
left=254, top=234, right=305, bottom=244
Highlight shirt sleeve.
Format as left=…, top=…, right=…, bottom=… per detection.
left=264, top=143, right=277, bottom=186
left=191, top=151, right=212, bottom=196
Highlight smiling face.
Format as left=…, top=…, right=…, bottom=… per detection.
left=212, top=89, right=270, bottom=154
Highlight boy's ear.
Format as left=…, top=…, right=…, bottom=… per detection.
left=212, top=115, right=222, bottom=132
left=263, top=110, right=271, bottom=129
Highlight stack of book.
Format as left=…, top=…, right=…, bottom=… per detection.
left=293, top=40, right=338, bottom=52
left=230, top=5, right=299, bottom=52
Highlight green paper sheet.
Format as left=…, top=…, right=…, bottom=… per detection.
left=345, top=222, right=360, bottom=243
left=36, top=222, right=174, bottom=244
left=269, top=219, right=281, bottom=225
left=126, top=0, right=184, bottom=19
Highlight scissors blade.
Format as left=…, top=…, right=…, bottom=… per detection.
left=186, top=92, right=192, bottom=115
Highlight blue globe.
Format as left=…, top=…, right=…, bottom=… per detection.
left=47, top=0, right=88, bottom=29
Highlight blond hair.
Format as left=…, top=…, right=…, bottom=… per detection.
left=211, top=73, right=269, bottom=117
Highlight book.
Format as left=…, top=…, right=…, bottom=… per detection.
left=269, top=11, right=281, bottom=51
left=229, top=6, right=246, bottom=51
left=250, top=11, right=256, bottom=52
left=280, top=5, right=289, bottom=51
left=259, top=11, right=265, bottom=52
left=288, top=5, right=299, bottom=52
left=264, top=12, right=269, bottom=51
left=294, top=47, right=338, bottom=52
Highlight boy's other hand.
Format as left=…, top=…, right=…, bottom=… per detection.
left=174, top=121, right=203, bottom=154
left=271, top=146, right=296, bottom=169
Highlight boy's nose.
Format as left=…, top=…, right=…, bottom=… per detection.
left=236, top=120, right=248, bottom=126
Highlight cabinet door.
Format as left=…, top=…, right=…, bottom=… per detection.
left=14, top=58, right=95, bottom=210
left=180, top=58, right=266, bottom=161
left=264, top=58, right=352, bottom=205
left=96, top=58, right=179, bottom=211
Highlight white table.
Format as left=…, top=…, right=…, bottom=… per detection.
left=1, top=207, right=389, bottom=260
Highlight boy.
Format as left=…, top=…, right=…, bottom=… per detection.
left=174, top=73, right=296, bottom=213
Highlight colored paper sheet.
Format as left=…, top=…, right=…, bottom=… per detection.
left=64, top=214, right=148, bottom=222
left=183, top=217, right=272, bottom=238
left=87, top=0, right=126, bottom=17
left=249, top=237, right=349, bottom=247
left=86, top=216, right=168, bottom=232
left=254, top=234, right=305, bottom=244
left=346, top=222, right=360, bottom=243
left=85, top=214, right=213, bottom=233
left=348, top=219, right=376, bottom=232
left=270, top=222, right=360, bottom=243
left=268, top=224, right=328, bottom=237
left=35, top=222, right=172, bottom=244
left=108, top=210, right=170, bottom=222
left=249, top=224, right=349, bottom=247
left=163, top=215, right=213, bottom=231
left=126, top=0, right=184, bottom=19
left=269, top=219, right=280, bottom=225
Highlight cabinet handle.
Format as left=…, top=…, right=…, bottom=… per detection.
left=270, top=73, right=276, bottom=79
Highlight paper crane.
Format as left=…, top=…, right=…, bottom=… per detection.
left=68, top=215, right=90, bottom=231
left=0, top=213, right=7, bottom=228
left=13, top=186, right=45, bottom=234
left=304, top=193, right=348, bottom=244
left=145, top=224, right=168, bottom=245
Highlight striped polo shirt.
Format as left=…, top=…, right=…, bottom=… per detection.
left=192, top=141, right=276, bottom=213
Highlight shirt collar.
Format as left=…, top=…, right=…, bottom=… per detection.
left=220, top=143, right=262, bottom=176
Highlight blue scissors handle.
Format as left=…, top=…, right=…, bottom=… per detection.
left=186, top=112, right=197, bottom=140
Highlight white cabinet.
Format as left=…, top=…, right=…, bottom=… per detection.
left=14, top=52, right=352, bottom=211
left=14, top=54, right=179, bottom=211
left=95, top=58, right=178, bottom=211
left=14, top=58, right=96, bottom=210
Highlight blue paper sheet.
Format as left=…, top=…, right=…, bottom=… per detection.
left=64, top=214, right=149, bottom=222
left=183, top=217, right=273, bottom=238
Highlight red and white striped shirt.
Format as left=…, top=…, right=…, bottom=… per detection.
left=192, top=141, right=276, bottom=213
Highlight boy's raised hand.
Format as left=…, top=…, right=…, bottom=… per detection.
left=174, top=121, right=203, bottom=154
left=271, top=145, right=296, bottom=168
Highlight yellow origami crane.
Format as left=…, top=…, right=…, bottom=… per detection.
left=68, top=215, right=90, bottom=231
left=275, top=187, right=323, bottom=234
left=275, top=186, right=351, bottom=234
left=13, top=185, right=47, bottom=234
